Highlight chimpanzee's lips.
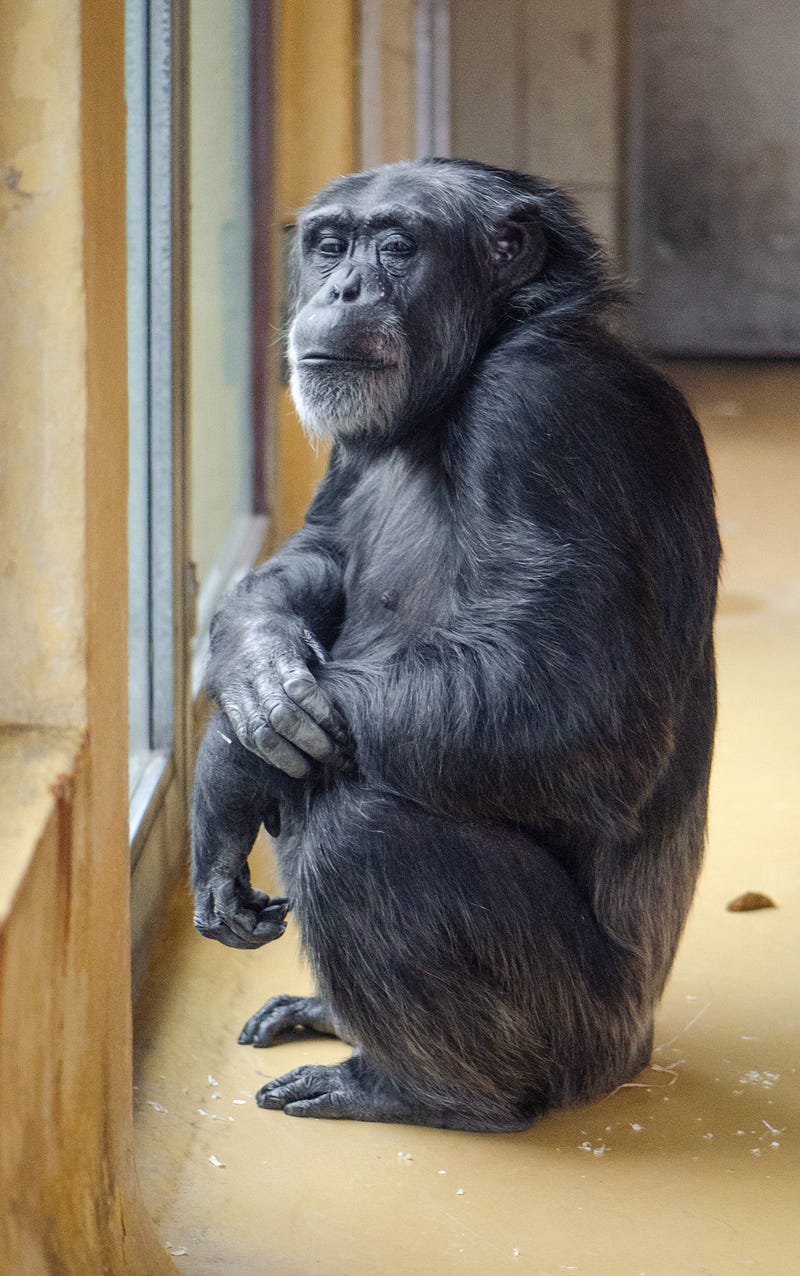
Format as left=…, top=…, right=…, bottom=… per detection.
left=298, top=353, right=392, bottom=370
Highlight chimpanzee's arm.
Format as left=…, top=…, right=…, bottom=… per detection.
left=313, top=352, right=716, bottom=841
left=316, top=545, right=680, bottom=843
left=191, top=712, right=291, bottom=949
left=205, top=458, right=353, bottom=777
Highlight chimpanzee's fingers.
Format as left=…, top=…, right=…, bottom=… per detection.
left=280, top=666, right=351, bottom=747
left=243, top=885, right=270, bottom=911
left=217, top=694, right=264, bottom=757
left=224, top=693, right=333, bottom=776
left=250, top=721, right=312, bottom=777
left=266, top=694, right=349, bottom=768
left=206, top=920, right=285, bottom=950
left=198, top=880, right=289, bottom=949
left=216, top=662, right=350, bottom=771
left=194, top=904, right=264, bottom=950
left=215, top=879, right=261, bottom=938
left=252, top=902, right=290, bottom=943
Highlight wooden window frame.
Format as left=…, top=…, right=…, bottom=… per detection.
left=131, top=0, right=278, bottom=984
left=0, top=3, right=177, bottom=1266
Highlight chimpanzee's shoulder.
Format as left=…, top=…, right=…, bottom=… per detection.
left=475, top=322, right=700, bottom=446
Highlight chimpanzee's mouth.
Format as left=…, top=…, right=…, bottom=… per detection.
left=298, top=353, right=393, bottom=370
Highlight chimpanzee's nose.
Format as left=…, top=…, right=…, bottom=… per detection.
left=328, top=268, right=362, bottom=303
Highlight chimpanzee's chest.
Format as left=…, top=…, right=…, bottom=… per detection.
left=334, top=453, right=458, bottom=652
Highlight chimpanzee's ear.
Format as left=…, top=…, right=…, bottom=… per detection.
left=490, top=199, right=547, bottom=289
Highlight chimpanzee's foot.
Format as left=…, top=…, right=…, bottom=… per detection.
left=238, top=994, right=339, bottom=1047
left=255, top=1054, right=534, bottom=1131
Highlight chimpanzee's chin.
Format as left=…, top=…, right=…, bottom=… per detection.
left=290, top=364, right=408, bottom=442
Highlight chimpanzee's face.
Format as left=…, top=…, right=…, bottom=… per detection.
left=287, top=169, right=486, bottom=441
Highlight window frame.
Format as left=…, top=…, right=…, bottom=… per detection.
left=128, top=0, right=191, bottom=949
left=127, top=0, right=276, bottom=981
left=127, top=0, right=182, bottom=852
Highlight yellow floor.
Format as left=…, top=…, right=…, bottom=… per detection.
left=134, top=363, right=800, bottom=1276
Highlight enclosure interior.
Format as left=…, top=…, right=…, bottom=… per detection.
left=134, top=5, right=799, bottom=1274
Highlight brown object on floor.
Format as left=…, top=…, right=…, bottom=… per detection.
left=726, top=891, right=777, bottom=912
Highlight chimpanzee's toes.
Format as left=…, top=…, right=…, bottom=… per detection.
left=239, top=994, right=336, bottom=1046
left=255, top=1064, right=351, bottom=1115
left=255, top=1056, right=537, bottom=1130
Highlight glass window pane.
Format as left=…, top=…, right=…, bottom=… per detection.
left=126, top=0, right=151, bottom=782
left=126, top=0, right=174, bottom=816
left=189, top=0, right=254, bottom=594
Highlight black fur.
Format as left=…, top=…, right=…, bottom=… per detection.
left=191, top=160, right=720, bottom=1132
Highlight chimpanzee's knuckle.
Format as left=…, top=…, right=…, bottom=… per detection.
left=283, top=672, right=316, bottom=703
left=250, top=722, right=280, bottom=761
left=268, top=701, right=296, bottom=732
left=217, top=930, right=251, bottom=950
left=252, top=669, right=283, bottom=704
left=221, top=703, right=252, bottom=746
left=194, top=914, right=216, bottom=939
left=255, top=730, right=309, bottom=777
left=218, top=696, right=237, bottom=727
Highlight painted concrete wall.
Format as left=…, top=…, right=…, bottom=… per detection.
left=450, top=0, right=623, bottom=256
left=272, top=0, right=358, bottom=542
left=628, top=0, right=800, bottom=355
left=189, top=0, right=254, bottom=587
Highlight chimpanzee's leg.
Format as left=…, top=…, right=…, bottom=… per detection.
left=242, top=780, right=640, bottom=1132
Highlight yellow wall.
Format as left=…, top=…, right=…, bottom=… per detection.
left=272, top=0, right=358, bottom=542
left=0, top=0, right=88, bottom=726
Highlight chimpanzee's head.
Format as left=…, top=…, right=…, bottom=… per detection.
left=286, top=158, right=616, bottom=442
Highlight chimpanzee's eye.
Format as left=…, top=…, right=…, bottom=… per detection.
left=318, top=237, right=348, bottom=256
left=381, top=235, right=415, bottom=257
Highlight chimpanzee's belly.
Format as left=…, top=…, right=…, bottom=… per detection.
left=332, top=451, right=458, bottom=658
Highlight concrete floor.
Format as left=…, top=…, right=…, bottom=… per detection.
left=134, top=363, right=799, bottom=1276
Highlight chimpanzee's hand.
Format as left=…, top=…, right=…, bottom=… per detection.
left=193, top=864, right=291, bottom=950
left=208, top=623, right=351, bottom=779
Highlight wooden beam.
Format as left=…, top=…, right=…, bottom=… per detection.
left=272, top=0, right=358, bottom=541
left=0, top=1, right=175, bottom=1268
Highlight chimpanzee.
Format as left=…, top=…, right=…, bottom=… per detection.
left=191, top=159, right=720, bottom=1132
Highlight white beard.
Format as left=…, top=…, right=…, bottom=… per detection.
left=287, top=322, right=411, bottom=441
